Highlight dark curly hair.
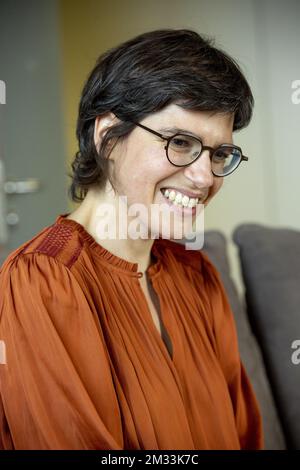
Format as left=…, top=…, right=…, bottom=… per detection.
left=68, top=28, right=254, bottom=203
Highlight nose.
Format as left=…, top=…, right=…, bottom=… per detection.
left=183, top=150, right=214, bottom=188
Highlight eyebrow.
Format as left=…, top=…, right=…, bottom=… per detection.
left=158, top=126, right=198, bottom=137
left=158, top=126, right=233, bottom=147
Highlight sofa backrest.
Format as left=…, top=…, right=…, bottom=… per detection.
left=202, top=230, right=287, bottom=450
left=233, top=223, right=300, bottom=449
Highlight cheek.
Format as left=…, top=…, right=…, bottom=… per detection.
left=213, top=177, right=224, bottom=195
left=128, top=151, right=175, bottom=188
left=204, top=177, right=223, bottom=206
left=112, top=144, right=177, bottom=201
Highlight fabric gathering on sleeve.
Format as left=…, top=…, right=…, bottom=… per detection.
left=0, top=213, right=264, bottom=450
left=0, top=252, right=124, bottom=450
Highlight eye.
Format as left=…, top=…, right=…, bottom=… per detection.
left=169, top=135, right=197, bottom=153
left=213, top=151, right=227, bottom=161
left=212, top=147, right=234, bottom=161
left=171, top=137, right=191, bottom=148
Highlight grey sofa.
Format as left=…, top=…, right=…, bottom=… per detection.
left=202, top=223, right=300, bottom=450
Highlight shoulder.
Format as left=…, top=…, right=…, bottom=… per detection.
left=0, top=216, right=86, bottom=311
left=0, top=219, right=91, bottom=325
left=1, top=216, right=84, bottom=276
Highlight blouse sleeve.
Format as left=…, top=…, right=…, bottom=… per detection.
left=202, top=253, right=264, bottom=450
left=0, top=252, right=123, bottom=450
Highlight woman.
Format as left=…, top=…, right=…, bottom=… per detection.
left=0, top=29, right=264, bottom=450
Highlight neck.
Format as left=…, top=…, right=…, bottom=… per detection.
left=67, top=184, right=155, bottom=275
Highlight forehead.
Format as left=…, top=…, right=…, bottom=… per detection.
left=150, top=103, right=234, bottom=145
left=157, top=103, right=233, bottom=125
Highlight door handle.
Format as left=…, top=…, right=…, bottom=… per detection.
left=0, top=159, right=8, bottom=245
left=0, top=159, right=41, bottom=245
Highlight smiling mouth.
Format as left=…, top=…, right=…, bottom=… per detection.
left=160, top=188, right=203, bottom=209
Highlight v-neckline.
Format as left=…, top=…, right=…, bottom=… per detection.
left=140, top=271, right=174, bottom=362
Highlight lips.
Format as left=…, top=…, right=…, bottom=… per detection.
left=160, top=187, right=207, bottom=203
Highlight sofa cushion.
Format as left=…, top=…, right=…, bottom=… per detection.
left=233, top=223, right=300, bottom=449
left=202, top=230, right=286, bottom=449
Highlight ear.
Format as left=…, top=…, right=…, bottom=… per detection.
left=93, top=112, right=119, bottom=154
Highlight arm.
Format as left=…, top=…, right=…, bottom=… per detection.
left=0, top=252, right=123, bottom=449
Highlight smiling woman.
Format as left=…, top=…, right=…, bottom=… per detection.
left=0, top=29, right=264, bottom=450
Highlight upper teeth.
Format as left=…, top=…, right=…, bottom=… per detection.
left=162, top=189, right=199, bottom=208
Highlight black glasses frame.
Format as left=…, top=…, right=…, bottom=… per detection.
left=128, top=120, right=248, bottom=177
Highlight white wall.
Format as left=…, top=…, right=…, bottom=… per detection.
left=252, top=0, right=300, bottom=227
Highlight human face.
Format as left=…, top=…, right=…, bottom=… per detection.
left=96, top=103, right=234, bottom=240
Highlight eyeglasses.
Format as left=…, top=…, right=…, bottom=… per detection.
left=127, top=120, right=248, bottom=177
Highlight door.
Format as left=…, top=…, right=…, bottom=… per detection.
left=0, top=0, right=68, bottom=266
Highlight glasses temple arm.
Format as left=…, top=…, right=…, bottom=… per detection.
left=129, top=121, right=166, bottom=139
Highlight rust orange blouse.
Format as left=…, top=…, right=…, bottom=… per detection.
left=0, top=213, right=264, bottom=450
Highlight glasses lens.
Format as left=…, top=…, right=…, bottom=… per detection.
left=167, top=134, right=201, bottom=166
left=211, top=146, right=242, bottom=176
